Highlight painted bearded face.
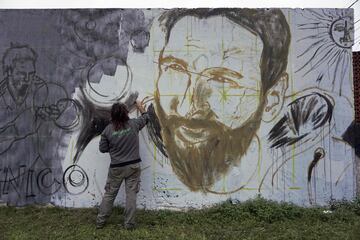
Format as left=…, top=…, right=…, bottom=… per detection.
left=8, top=58, right=36, bottom=104
left=154, top=16, right=267, bottom=191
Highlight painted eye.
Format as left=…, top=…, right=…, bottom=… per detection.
left=208, top=76, right=242, bottom=88
left=166, top=64, right=186, bottom=72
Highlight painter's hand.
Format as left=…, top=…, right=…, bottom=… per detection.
left=136, top=100, right=146, bottom=114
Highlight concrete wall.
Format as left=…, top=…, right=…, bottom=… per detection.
left=0, top=9, right=356, bottom=208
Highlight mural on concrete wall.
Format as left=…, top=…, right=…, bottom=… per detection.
left=0, top=8, right=355, bottom=208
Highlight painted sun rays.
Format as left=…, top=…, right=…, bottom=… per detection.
left=295, top=9, right=353, bottom=96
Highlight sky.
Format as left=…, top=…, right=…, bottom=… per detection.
left=0, top=0, right=359, bottom=51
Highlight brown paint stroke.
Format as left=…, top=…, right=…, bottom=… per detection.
left=153, top=8, right=291, bottom=192
left=155, top=49, right=265, bottom=192
left=154, top=88, right=264, bottom=192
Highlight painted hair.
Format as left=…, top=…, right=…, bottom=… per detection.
left=2, top=44, right=37, bottom=76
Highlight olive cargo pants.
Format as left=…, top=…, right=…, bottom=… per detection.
left=96, top=163, right=141, bottom=227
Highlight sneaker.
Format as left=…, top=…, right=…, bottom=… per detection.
left=124, top=223, right=136, bottom=230
left=96, top=223, right=105, bottom=229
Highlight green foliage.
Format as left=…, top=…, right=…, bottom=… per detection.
left=329, top=197, right=360, bottom=215
left=208, top=197, right=304, bottom=223
left=0, top=197, right=360, bottom=239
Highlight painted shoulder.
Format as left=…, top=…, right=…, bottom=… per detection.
left=33, top=75, right=46, bottom=87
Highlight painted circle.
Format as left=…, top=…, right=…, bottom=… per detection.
left=63, top=165, right=89, bottom=195
left=74, top=18, right=98, bottom=42
left=85, top=20, right=96, bottom=30
left=330, top=17, right=353, bottom=48
left=54, top=98, right=81, bottom=130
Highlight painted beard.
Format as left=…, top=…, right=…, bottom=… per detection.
left=16, top=82, right=30, bottom=96
left=8, top=77, right=31, bottom=105
left=154, top=96, right=264, bottom=192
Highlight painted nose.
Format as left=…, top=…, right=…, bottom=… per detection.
left=24, top=73, right=32, bottom=82
left=186, top=79, right=216, bottom=120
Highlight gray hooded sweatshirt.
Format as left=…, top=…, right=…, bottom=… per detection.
left=99, top=113, right=149, bottom=167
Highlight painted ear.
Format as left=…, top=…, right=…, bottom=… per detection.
left=262, top=73, right=288, bottom=122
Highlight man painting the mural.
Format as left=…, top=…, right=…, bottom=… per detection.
left=96, top=101, right=149, bottom=230
left=153, top=9, right=291, bottom=192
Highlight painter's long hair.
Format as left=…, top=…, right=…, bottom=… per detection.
left=111, top=103, right=129, bottom=131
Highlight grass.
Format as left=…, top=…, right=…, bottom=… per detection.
left=0, top=197, right=360, bottom=240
